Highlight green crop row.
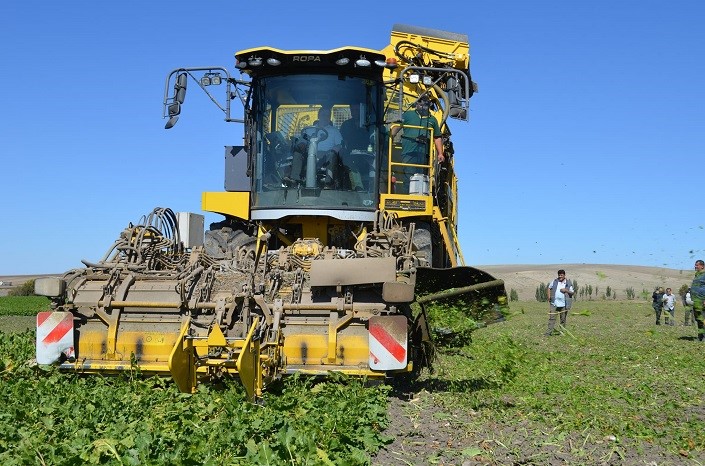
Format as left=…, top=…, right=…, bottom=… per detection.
left=0, top=296, right=49, bottom=317
left=0, top=330, right=392, bottom=465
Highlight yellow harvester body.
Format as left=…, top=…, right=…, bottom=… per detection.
left=35, top=25, right=506, bottom=400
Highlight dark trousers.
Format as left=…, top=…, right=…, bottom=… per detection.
left=684, top=306, right=694, bottom=325
left=653, top=303, right=663, bottom=324
left=694, top=299, right=705, bottom=341
left=546, top=305, right=567, bottom=335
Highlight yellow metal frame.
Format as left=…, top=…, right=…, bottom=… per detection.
left=167, top=317, right=266, bottom=399
left=236, top=318, right=262, bottom=400
left=169, top=318, right=196, bottom=393
left=202, top=191, right=250, bottom=221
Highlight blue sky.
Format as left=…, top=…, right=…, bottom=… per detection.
left=1, top=1, right=703, bottom=275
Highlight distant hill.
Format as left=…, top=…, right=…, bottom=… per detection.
left=0, top=265, right=695, bottom=301
left=0, top=274, right=57, bottom=297
left=478, top=264, right=694, bottom=301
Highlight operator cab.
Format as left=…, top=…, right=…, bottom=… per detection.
left=238, top=47, right=387, bottom=221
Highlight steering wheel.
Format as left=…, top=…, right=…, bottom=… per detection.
left=301, top=126, right=328, bottom=142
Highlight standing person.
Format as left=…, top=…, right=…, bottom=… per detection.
left=691, top=260, right=705, bottom=342
left=545, top=269, right=574, bottom=336
left=652, top=287, right=665, bottom=325
left=390, top=95, right=444, bottom=192
left=662, top=288, right=676, bottom=326
left=684, top=288, right=694, bottom=326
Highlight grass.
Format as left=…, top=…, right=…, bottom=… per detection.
left=0, top=295, right=49, bottom=316
left=423, top=300, right=705, bottom=463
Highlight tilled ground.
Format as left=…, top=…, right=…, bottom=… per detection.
left=373, top=387, right=698, bottom=466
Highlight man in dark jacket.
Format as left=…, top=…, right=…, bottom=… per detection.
left=652, top=287, right=665, bottom=325
left=691, top=260, right=705, bottom=341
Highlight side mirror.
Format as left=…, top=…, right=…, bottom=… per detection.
left=175, top=73, right=187, bottom=104
left=165, top=73, right=188, bottom=129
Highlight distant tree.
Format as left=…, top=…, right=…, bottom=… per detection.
left=572, top=280, right=579, bottom=301
left=535, top=283, right=548, bottom=302
left=625, top=287, right=635, bottom=300
left=8, top=279, right=36, bottom=297
left=606, top=286, right=612, bottom=298
left=509, top=288, right=519, bottom=302
left=587, top=285, right=593, bottom=300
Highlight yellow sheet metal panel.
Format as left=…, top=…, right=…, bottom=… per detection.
left=283, top=334, right=370, bottom=366
left=299, top=217, right=330, bottom=241
left=201, top=191, right=250, bottom=221
left=236, top=318, right=262, bottom=400
left=78, top=328, right=179, bottom=362
left=62, top=361, right=172, bottom=374
left=380, top=194, right=433, bottom=217
left=169, top=318, right=196, bottom=393
left=207, top=324, right=227, bottom=347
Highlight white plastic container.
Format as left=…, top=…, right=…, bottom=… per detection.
left=408, top=174, right=429, bottom=195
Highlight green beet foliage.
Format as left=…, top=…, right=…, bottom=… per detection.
left=0, top=332, right=391, bottom=465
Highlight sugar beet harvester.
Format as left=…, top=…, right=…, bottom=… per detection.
left=35, top=24, right=507, bottom=400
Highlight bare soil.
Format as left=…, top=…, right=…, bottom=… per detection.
left=373, top=387, right=689, bottom=466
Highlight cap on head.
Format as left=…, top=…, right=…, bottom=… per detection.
left=417, top=94, right=430, bottom=104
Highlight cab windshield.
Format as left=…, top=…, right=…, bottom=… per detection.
left=250, top=74, right=382, bottom=219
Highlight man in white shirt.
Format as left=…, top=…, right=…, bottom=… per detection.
left=312, top=107, right=343, bottom=153
left=662, top=287, right=677, bottom=326
left=545, top=269, right=575, bottom=336
left=288, top=106, right=344, bottom=188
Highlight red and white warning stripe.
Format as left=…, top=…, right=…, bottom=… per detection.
left=369, top=315, right=407, bottom=370
left=36, top=312, right=75, bottom=364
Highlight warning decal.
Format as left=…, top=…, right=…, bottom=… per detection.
left=369, top=315, right=407, bottom=370
left=36, top=312, right=75, bottom=364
